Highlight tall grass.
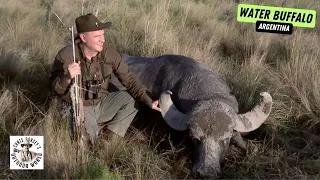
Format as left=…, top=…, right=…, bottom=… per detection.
left=0, top=0, right=319, bottom=179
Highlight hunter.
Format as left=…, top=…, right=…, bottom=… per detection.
left=50, top=14, right=161, bottom=145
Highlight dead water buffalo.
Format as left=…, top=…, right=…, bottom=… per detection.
left=111, top=54, right=273, bottom=178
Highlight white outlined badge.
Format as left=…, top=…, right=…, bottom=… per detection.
left=10, top=136, right=44, bottom=170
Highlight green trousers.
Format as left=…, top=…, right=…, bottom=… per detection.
left=61, top=90, right=139, bottom=143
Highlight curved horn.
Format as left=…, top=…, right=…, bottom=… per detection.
left=233, top=92, right=273, bottom=132
left=158, top=90, right=189, bottom=131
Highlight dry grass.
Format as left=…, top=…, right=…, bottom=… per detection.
left=0, top=0, right=320, bottom=179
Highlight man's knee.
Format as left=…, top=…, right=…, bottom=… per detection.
left=118, top=91, right=134, bottom=101
left=118, top=91, right=139, bottom=110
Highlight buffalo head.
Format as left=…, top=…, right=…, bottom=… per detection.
left=159, top=90, right=273, bottom=178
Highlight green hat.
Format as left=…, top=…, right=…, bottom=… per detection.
left=75, top=14, right=112, bottom=38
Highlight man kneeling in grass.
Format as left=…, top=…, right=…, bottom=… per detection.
left=50, top=14, right=161, bottom=146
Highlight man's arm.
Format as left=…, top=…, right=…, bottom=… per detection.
left=108, top=48, right=153, bottom=107
left=50, top=48, right=73, bottom=103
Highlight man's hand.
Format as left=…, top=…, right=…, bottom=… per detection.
left=150, top=100, right=161, bottom=112
left=68, top=61, right=81, bottom=79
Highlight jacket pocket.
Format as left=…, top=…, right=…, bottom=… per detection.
left=101, top=63, right=113, bottom=79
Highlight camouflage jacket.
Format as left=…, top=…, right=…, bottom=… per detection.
left=50, top=39, right=153, bottom=107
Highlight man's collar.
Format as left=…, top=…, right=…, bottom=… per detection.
left=78, top=42, right=89, bottom=62
left=78, top=42, right=102, bottom=62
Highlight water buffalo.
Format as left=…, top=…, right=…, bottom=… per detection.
left=110, top=53, right=273, bottom=178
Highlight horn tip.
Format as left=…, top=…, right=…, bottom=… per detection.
left=260, top=92, right=272, bottom=103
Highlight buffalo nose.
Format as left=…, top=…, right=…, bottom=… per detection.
left=194, top=169, right=220, bottom=179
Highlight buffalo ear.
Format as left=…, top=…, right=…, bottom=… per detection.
left=231, top=131, right=247, bottom=150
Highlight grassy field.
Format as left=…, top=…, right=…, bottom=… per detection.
left=0, top=0, right=320, bottom=179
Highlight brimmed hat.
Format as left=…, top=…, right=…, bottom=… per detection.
left=75, top=13, right=112, bottom=39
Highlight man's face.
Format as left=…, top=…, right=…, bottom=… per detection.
left=22, top=144, right=30, bottom=152
left=80, top=30, right=105, bottom=52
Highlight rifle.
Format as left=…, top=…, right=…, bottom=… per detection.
left=69, top=26, right=88, bottom=163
